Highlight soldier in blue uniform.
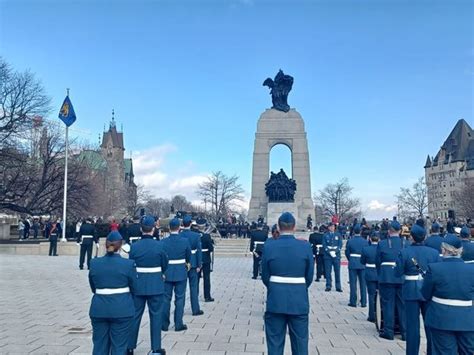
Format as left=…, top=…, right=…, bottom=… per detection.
left=361, top=232, right=380, bottom=322
left=460, top=226, right=474, bottom=263
left=395, top=224, right=441, bottom=355
left=425, top=222, right=444, bottom=257
left=261, top=212, right=314, bottom=355
left=421, top=234, right=474, bottom=355
left=77, top=217, right=98, bottom=270
left=375, top=220, right=406, bottom=340
left=180, top=215, right=204, bottom=316
left=127, top=216, right=168, bottom=355
left=250, top=225, right=268, bottom=279
left=126, top=216, right=142, bottom=245
left=161, top=218, right=191, bottom=331
left=196, top=218, right=215, bottom=302
left=345, top=224, right=368, bottom=307
left=308, top=226, right=325, bottom=282
left=48, top=219, right=61, bottom=256
left=323, top=223, right=343, bottom=292
left=88, top=231, right=136, bottom=355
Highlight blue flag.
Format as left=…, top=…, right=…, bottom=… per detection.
left=58, top=96, right=76, bottom=127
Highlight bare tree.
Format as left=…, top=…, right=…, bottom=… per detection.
left=171, top=195, right=193, bottom=212
left=197, top=171, right=244, bottom=222
left=145, top=197, right=172, bottom=218
left=0, top=58, right=51, bottom=143
left=314, top=178, right=361, bottom=223
left=396, top=177, right=430, bottom=217
left=454, top=178, right=474, bottom=220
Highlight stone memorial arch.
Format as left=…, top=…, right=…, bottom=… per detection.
left=248, top=108, right=314, bottom=229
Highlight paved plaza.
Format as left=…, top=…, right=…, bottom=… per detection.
left=0, top=255, right=424, bottom=354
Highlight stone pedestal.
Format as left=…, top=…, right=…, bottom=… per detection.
left=266, top=202, right=298, bottom=228
left=248, top=109, right=314, bottom=230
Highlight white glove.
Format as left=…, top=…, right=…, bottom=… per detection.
left=95, top=243, right=99, bottom=249
left=329, top=251, right=336, bottom=258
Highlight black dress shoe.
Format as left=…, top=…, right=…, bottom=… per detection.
left=361, top=304, right=367, bottom=308
left=252, top=276, right=257, bottom=280
left=175, top=324, right=187, bottom=332
left=151, top=349, right=166, bottom=354
left=347, top=303, right=356, bottom=307
left=161, top=327, right=169, bottom=332
left=367, top=318, right=375, bottom=323
left=79, top=267, right=83, bottom=270
left=336, top=289, right=343, bottom=292
left=379, top=333, right=394, bottom=341
left=192, top=310, right=204, bottom=316
left=204, top=298, right=214, bottom=302
left=126, top=350, right=134, bottom=355
left=315, top=278, right=320, bottom=282
left=325, top=288, right=331, bottom=292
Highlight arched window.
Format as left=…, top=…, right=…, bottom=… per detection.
left=269, top=143, right=292, bottom=177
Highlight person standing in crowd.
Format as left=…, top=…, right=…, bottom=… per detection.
left=180, top=215, right=204, bottom=316
left=421, top=234, right=474, bottom=355
left=32, top=218, right=39, bottom=239
left=323, top=223, right=343, bottom=292
left=18, top=219, right=24, bottom=240
left=460, top=226, right=474, bottom=263
left=196, top=218, right=215, bottom=302
left=48, top=219, right=61, bottom=256
left=361, top=232, right=379, bottom=323
left=110, top=218, right=119, bottom=232
left=376, top=220, right=406, bottom=340
left=306, top=214, right=312, bottom=230
left=250, top=224, right=268, bottom=279
left=77, top=217, right=99, bottom=270
left=23, top=217, right=30, bottom=239
left=126, top=216, right=142, bottom=245
left=161, top=218, right=191, bottom=332
left=395, top=224, right=441, bottom=355
left=308, top=226, right=325, bottom=282
left=88, top=231, right=136, bottom=355
left=425, top=222, right=444, bottom=257
left=127, top=216, right=168, bottom=355
left=345, top=224, right=368, bottom=307
left=261, top=212, right=314, bottom=355
left=271, top=224, right=280, bottom=239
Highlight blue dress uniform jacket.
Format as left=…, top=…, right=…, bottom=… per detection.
left=261, top=235, right=314, bottom=355
left=462, top=239, right=474, bottom=263
left=395, top=243, right=441, bottom=355
left=421, top=258, right=474, bottom=355
left=180, top=228, right=203, bottom=315
left=77, top=222, right=98, bottom=269
left=199, top=232, right=214, bottom=301
left=361, top=243, right=379, bottom=322
left=129, top=236, right=168, bottom=295
left=345, top=236, right=369, bottom=306
left=323, top=232, right=343, bottom=258
left=88, top=254, right=136, bottom=318
left=424, top=234, right=444, bottom=255
left=376, top=236, right=406, bottom=284
left=88, top=254, right=137, bottom=355
left=421, top=258, right=474, bottom=331
left=127, top=223, right=142, bottom=244
left=250, top=229, right=268, bottom=278
left=128, top=236, right=168, bottom=351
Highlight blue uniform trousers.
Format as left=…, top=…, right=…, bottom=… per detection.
left=128, top=294, right=163, bottom=351
left=188, top=268, right=201, bottom=314
left=349, top=269, right=367, bottom=306
left=162, top=280, right=186, bottom=329
left=430, top=328, right=474, bottom=355
left=405, top=300, right=431, bottom=355
left=253, top=254, right=262, bottom=278
left=198, top=263, right=212, bottom=300
left=79, top=244, right=93, bottom=269
left=315, top=255, right=325, bottom=280
left=264, top=312, right=308, bottom=355
left=49, top=236, right=58, bottom=256
left=324, top=257, right=341, bottom=290
left=366, top=281, right=377, bottom=321
left=379, top=284, right=406, bottom=338
left=91, top=316, right=132, bottom=355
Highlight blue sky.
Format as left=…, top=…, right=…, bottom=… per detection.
left=1, top=0, right=472, bottom=218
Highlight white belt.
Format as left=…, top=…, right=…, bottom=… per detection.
left=96, top=287, right=130, bottom=295
left=350, top=254, right=361, bottom=258
left=381, top=262, right=396, bottom=267
left=270, top=276, right=306, bottom=284
left=191, top=250, right=197, bottom=254
left=202, top=249, right=209, bottom=252
left=130, top=237, right=140, bottom=241
left=439, top=254, right=443, bottom=257
left=465, top=260, right=474, bottom=264
left=366, top=264, right=376, bottom=268
left=169, top=259, right=186, bottom=265
left=82, top=235, right=93, bottom=239
left=316, top=244, right=322, bottom=248
left=254, top=241, right=264, bottom=245
left=432, top=296, right=473, bottom=307
left=136, top=267, right=162, bottom=273
left=405, top=275, right=423, bottom=281
left=328, top=246, right=338, bottom=249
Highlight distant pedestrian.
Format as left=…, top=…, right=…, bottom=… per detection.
left=48, top=220, right=61, bottom=256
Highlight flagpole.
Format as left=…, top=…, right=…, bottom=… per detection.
left=61, top=88, right=70, bottom=242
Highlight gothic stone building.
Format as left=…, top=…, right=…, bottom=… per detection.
left=424, top=119, right=474, bottom=220
left=77, top=118, right=136, bottom=218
